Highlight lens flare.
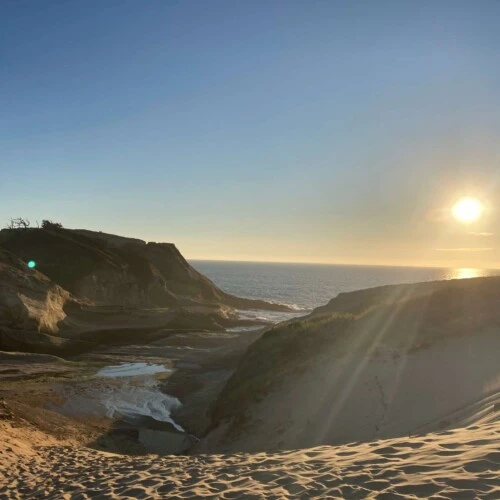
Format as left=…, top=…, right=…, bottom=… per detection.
left=27, top=260, right=36, bottom=269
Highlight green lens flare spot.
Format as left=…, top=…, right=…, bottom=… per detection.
left=28, top=260, right=36, bottom=269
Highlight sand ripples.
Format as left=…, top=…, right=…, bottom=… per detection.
left=2, top=420, right=499, bottom=499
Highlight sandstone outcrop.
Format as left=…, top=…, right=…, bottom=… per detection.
left=0, top=228, right=290, bottom=311
left=0, top=235, right=274, bottom=355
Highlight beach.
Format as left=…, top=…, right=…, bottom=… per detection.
left=2, top=416, right=499, bottom=498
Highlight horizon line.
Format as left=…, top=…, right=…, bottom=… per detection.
left=187, top=258, right=500, bottom=271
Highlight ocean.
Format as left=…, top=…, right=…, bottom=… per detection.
left=191, top=261, right=500, bottom=314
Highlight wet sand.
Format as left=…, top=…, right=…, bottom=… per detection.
left=0, top=328, right=264, bottom=461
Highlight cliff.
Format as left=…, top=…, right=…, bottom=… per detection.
left=0, top=247, right=83, bottom=334
left=0, top=229, right=282, bottom=355
left=0, top=228, right=289, bottom=311
left=201, top=276, right=500, bottom=452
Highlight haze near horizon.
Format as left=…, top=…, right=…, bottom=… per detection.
left=2, top=1, right=500, bottom=268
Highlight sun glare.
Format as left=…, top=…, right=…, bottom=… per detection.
left=449, top=268, right=482, bottom=280
left=452, top=197, right=482, bottom=224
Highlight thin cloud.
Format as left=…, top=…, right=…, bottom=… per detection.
left=468, top=232, right=494, bottom=237
left=435, top=247, right=494, bottom=252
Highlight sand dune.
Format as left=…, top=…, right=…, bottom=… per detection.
left=204, top=278, right=500, bottom=452
left=3, top=276, right=500, bottom=498
left=2, top=419, right=499, bottom=499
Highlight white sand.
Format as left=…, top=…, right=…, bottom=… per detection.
left=1, top=418, right=499, bottom=499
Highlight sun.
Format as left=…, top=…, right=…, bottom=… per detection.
left=452, top=197, right=483, bottom=224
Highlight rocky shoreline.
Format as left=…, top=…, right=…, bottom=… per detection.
left=0, top=323, right=268, bottom=459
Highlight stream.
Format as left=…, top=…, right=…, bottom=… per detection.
left=56, top=362, right=194, bottom=453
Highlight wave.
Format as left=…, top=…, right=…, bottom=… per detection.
left=56, top=364, right=184, bottom=432
left=237, top=307, right=310, bottom=326
left=264, top=301, right=310, bottom=312
left=97, top=362, right=170, bottom=378
left=100, top=378, right=184, bottom=432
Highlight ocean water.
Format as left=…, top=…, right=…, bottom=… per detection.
left=97, top=362, right=171, bottom=378
left=58, top=364, right=184, bottom=432
left=191, top=260, right=500, bottom=312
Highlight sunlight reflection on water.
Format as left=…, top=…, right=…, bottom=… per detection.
left=193, top=261, right=500, bottom=310
left=446, top=268, right=486, bottom=280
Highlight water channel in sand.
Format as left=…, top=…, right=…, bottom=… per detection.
left=57, top=362, right=185, bottom=433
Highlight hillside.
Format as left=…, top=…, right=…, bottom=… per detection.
left=201, top=276, right=500, bottom=452
left=0, top=227, right=289, bottom=311
left=0, top=246, right=239, bottom=354
left=0, top=229, right=286, bottom=355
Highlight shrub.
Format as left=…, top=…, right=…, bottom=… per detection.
left=41, top=220, right=63, bottom=230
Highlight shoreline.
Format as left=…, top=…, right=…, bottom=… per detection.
left=0, top=316, right=272, bottom=458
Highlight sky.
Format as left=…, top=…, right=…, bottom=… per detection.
left=2, top=0, right=500, bottom=268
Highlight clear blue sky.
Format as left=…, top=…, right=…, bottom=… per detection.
left=2, top=1, right=500, bottom=267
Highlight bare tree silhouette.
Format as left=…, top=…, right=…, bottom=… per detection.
left=5, top=217, right=31, bottom=230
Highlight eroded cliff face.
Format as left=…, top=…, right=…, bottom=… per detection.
left=0, top=248, right=79, bottom=334
left=0, top=228, right=289, bottom=311
left=200, top=277, right=500, bottom=453
left=74, top=266, right=178, bottom=308
left=0, top=244, right=263, bottom=355
left=0, top=229, right=282, bottom=356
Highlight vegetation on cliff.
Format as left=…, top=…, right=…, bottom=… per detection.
left=204, top=277, right=500, bottom=452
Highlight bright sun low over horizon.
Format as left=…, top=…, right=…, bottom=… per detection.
left=2, top=1, right=500, bottom=269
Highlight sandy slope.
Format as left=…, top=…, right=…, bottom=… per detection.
left=205, top=278, right=500, bottom=453
left=1, top=419, right=499, bottom=499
